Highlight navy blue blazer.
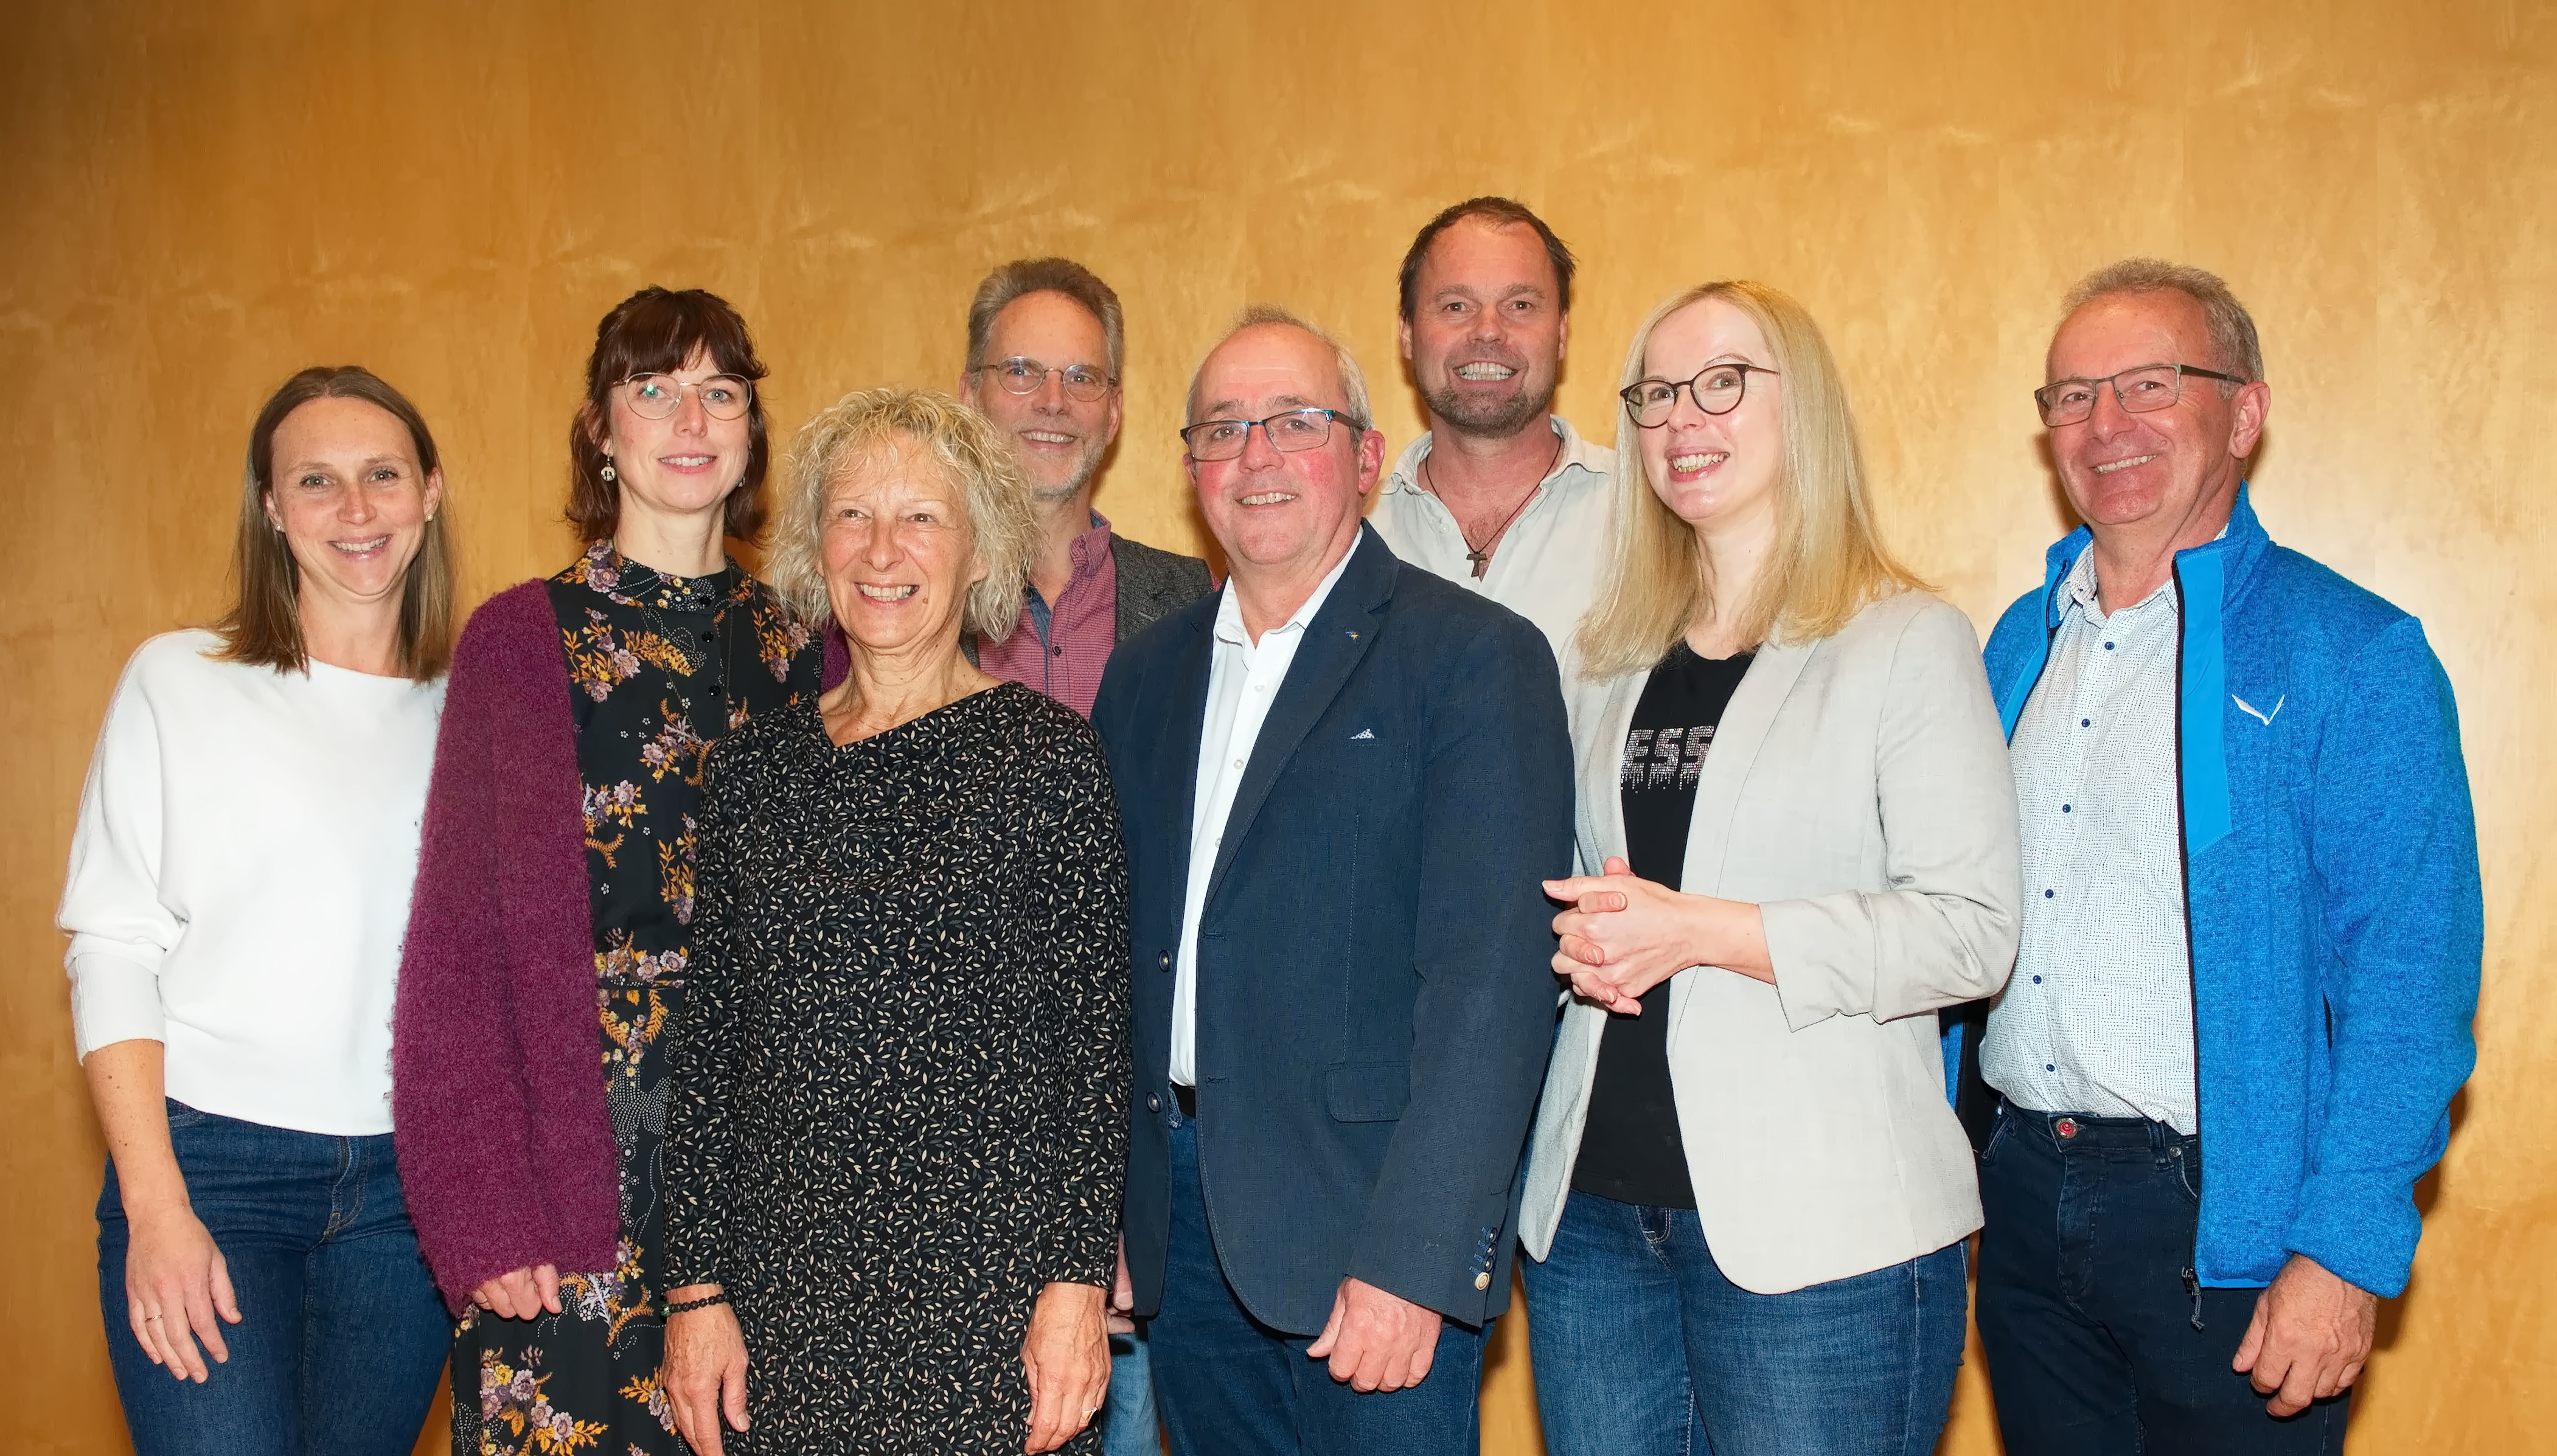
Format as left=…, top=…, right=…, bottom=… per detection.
left=1091, top=526, right=1573, bottom=1334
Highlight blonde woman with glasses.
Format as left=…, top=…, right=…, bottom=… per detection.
left=1515, top=282, right=2020, bottom=1456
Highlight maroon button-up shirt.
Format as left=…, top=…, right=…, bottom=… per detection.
left=976, top=511, right=1119, bottom=719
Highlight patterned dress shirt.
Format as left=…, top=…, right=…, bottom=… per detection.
left=975, top=510, right=1120, bottom=719
left=1983, top=541, right=2201, bottom=1134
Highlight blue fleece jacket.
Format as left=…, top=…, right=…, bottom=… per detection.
left=1960, top=487, right=2480, bottom=1297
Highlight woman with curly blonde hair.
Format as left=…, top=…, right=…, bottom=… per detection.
left=659, top=388, right=1130, bottom=1456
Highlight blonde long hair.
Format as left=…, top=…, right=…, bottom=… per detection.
left=1576, top=281, right=1923, bottom=679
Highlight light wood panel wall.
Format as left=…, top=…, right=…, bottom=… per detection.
left=4, top=4, right=2548, bottom=1452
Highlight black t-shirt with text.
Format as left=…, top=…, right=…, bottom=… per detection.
left=1570, top=642, right=1755, bottom=1209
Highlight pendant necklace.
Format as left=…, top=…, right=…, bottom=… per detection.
left=1429, top=429, right=1565, bottom=578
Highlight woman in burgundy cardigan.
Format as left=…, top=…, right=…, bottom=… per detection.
left=392, top=287, right=819, bottom=1456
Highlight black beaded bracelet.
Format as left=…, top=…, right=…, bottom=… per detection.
left=666, top=1292, right=730, bottom=1314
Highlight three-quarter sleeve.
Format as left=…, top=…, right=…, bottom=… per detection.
left=663, top=738, right=751, bottom=1292
left=59, top=647, right=181, bottom=1058
left=1022, top=720, right=1132, bottom=1289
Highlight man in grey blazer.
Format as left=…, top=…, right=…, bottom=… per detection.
left=959, top=256, right=1211, bottom=1456
left=958, top=256, right=1215, bottom=716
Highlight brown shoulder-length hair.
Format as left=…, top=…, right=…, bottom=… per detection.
left=568, top=286, right=772, bottom=544
left=212, top=366, right=456, bottom=683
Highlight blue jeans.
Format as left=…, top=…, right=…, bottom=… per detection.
left=97, top=1100, right=451, bottom=1456
left=1974, top=1101, right=2350, bottom=1455
left=1148, top=1111, right=1486, bottom=1456
left=1101, top=1320, right=1160, bottom=1456
left=1522, top=1189, right=1966, bottom=1456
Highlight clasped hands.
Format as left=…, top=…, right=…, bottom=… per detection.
left=1545, top=856, right=1773, bottom=1008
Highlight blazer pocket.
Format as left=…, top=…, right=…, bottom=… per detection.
left=1325, top=1061, right=1411, bottom=1123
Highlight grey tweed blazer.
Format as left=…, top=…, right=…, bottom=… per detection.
left=1105, top=535, right=1216, bottom=643
left=962, top=533, right=1214, bottom=666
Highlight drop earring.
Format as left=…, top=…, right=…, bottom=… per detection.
left=600, top=458, right=618, bottom=484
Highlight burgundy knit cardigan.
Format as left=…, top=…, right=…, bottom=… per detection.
left=392, top=581, right=619, bottom=1314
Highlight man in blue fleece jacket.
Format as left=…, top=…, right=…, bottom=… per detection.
left=1955, top=258, right=2481, bottom=1454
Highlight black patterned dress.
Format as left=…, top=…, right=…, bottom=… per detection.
left=664, top=683, right=1130, bottom=1455
left=453, top=542, right=818, bottom=1456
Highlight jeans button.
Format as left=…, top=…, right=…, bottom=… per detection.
left=2056, top=1117, right=2079, bottom=1139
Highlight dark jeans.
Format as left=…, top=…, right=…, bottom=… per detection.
left=1522, top=1189, right=1966, bottom=1456
left=1100, top=1320, right=1159, bottom=1456
left=1975, top=1101, right=2350, bottom=1455
left=97, top=1100, right=451, bottom=1456
left=1148, top=1106, right=1486, bottom=1456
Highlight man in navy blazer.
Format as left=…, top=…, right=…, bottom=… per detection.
left=1091, top=307, right=1572, bottom=1455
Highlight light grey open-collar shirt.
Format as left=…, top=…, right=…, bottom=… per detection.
left=1367, top=415, right=1613, bottom=673
left=1983, top=539, right=2201, bottom=1134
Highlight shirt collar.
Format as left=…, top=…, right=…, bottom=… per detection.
left=1065, top=509, right=1113, bottom=572
left=1381, top=415, right=1605, bottom=499
left=2061, top=523, right=2231, bottom=620
left=1027, top=511, right=1115, bottom=611
left=1213, top=530, right=1363, bottom=648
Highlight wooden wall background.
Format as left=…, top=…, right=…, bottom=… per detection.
left=2, top=2, right=2548, bottom=1451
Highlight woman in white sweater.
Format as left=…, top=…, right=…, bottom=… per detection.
left=58, top=366, right=457, bottom=1454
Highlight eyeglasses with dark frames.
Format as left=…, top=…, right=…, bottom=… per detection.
left=619, top=373, right=754, bottom=421
left=978, top=357, right=1116, bottom=403
left=2034, top=363, right=2240, bottom=428
left=1178, top=408, right=1365, bottom=462
left=1620, top=362, right=1779, bottom=428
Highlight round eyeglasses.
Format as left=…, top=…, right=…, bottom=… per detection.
left=978, top=357, right=1116, bottom=403
left=1620, top=362, right=1779, bottom=428
left=619, top=373, right=754, bottom=421
left=1178, top=408, right=1362, bottom=462
left=2033, top=363, right=2240, bottom=428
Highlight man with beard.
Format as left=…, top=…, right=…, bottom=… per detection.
left=1369, top=198, right=1615, bottom=665
left=959, top=257, right=1215, bottom=718
left=957, top=257, right=1212, bottom=1456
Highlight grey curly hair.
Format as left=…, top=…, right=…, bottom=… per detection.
left=764, top=388, right=1037, bottom=643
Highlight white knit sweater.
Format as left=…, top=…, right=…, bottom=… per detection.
left=58, top=630, right=446, bottom=1136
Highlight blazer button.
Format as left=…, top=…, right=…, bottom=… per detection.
left=1474, top=1272, right=1491, bottom=1291
left=1159, top=951, right=1171, bottom=971
left=1147, top=1095, right=1161, bottom=1112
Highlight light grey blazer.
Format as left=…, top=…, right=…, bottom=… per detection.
left=1519, top=589, right=2021, bottom=1295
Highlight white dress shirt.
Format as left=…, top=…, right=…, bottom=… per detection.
left=58, top=630, right=446, bottom=1136
left=1983, top=544, right=2199, bottom=1132
left=1171, top=534, right=1363, bottom=1086
left=1366, top=415, right=1613, bottom=672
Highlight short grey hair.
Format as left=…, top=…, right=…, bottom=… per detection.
left=2061, top=258, right=2266, bottom=385
left=1183, top=303, right=1373, bottom=429
left=764, top=388, right=1038, bottom=643
left=966, top=257, right=1125, bottom=381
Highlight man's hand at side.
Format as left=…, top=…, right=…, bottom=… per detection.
left=1304, top=1276, right=1442, bottom=1392
left=2233, top=1253, right=2378, bottom=1417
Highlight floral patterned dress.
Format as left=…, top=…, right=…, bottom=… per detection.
left=453, top=543, right=818, bottom=1456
